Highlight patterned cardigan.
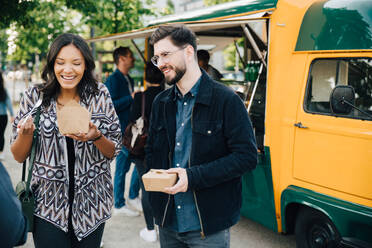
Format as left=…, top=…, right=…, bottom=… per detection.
left=11, top=84, right=122, bottom=240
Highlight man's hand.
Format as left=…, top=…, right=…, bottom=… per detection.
left=163, top=168, right=188, bottom=195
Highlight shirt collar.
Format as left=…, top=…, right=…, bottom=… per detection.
left=173, top=76, right=201, bottom=101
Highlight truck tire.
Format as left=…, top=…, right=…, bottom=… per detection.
left=295, top=207, right=341, bottom=248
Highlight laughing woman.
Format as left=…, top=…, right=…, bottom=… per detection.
left=10, top=33, right=122, bottom=248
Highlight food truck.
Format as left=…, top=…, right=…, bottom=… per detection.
left=88, top=0, right=372, bottom=247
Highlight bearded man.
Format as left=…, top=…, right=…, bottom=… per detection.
left=145, top=25, right=257, bottom=248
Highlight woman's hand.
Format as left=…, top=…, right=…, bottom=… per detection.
left=17, top=116, right=35, bottom=136
left=67, top=122, right=115, bottom=158
left=66, top=122, right=101, bottom=142
left=12, top=116, right=36, bottom=163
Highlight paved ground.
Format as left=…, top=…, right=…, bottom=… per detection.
left=3, top=105, right=296, bottom=248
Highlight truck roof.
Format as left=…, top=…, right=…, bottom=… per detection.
left=147, top=0, right=277, bottom=26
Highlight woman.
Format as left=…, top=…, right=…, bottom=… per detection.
left=129, top=62, right=164, bottom=242
left=0, top=72, right=14, bottom=160
left=10, top=33, right=122, bottom=248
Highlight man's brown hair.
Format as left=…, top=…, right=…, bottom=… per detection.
left=150, top=25, right=197, bottom=52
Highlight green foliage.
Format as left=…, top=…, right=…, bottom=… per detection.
left=204, top=0, right=235, bottom=7
left=8, top=1, right=83, bottom=62
left=160, top=0, right=175, bottom=16
left=0, top=30, right=8, bottom=54
left=0, top=0, right=39, bottom=29
left=0, top=0, right=156, bottom=68
left=68, top=0, right=155, bottom=36
left=224, top=38, right=245, bottom=71
left=0, top=30, right=9, bottom=68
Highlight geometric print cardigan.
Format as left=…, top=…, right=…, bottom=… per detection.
left=11, top=83, right=122, bottom=240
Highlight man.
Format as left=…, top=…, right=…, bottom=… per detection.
left=105, top=47, right=141, bottom=216
left=146, top=25, right=257, bottom=247
left=197, top=49, right=223, bottom=80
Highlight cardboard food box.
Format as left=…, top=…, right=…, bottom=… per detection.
left=142, top=169, right=178, bottom=192
left=57, top=100, right=91, bottom=135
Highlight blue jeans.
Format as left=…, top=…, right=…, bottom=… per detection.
left=159, top=227, right=230, bottom=248
left=113, top=146, right=140, bottom=208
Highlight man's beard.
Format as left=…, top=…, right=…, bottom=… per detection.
left=164, top=66, right=186, bottom=86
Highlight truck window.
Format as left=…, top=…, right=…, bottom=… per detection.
left=305, top=58, right=372, bottom=120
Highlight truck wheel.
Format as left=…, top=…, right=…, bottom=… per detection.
left=295, top=207, right=340, bottom=248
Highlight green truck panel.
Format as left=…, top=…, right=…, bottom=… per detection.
left=281, top=185, right=372, bottom=244
left=241, top=146, right=277, bottom=232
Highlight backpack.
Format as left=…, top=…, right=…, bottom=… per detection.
left=123, top=92, right=148, bottom=156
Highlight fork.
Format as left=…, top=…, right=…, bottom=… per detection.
left=17, top=93, right=43, bottom=132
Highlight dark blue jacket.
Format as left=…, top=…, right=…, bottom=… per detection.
left=0, top=163, right=27, bottom=247
left=145, top=71, right=257, bottom=236
left=105, top=69, right=134, bottom=132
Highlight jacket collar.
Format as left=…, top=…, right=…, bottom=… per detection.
left=160, top=70, right=214, bottom=106
left=114, top=68, right=133, bottom=86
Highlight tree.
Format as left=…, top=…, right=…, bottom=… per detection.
left=65, top=0, right=155, bottom=37
left=8, top=1, right=83, bottom=63
left=0, top=0, right=38, bottom=29
left=0, top=29, right=9, bottom=70
left=0, top=0, right=156, bottom=76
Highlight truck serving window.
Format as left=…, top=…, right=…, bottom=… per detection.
left=305, top=58, right=372, bottom=120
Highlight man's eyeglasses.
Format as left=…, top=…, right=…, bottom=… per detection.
left=151, top=46, right=186, bottom=67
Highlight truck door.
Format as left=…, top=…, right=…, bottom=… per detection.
left=293, top=56, right=372, bottom=202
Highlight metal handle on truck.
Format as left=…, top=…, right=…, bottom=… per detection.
left=294, top=122, right=308, bottom=129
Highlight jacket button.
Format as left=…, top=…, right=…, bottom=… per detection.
left=207, top=130, right=212, bottom=134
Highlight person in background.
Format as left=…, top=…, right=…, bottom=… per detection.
left=129, top=62, right=164, bottom=242
left=10, top=33, right=122, bottom=248
left=102, top=70, right=110, bottom=83
left=0, top=162, right=28, bottom=248
left=197, top=49, right=223, bottom=81
left=105, top=47, right=142, bottom=216
left=146, top=25, right=257, bottom=248
left=0, top=72, right=14, bottom=160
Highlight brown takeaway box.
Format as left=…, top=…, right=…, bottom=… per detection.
left=142, top=169, right=178, bottom=192
left=57, top=100, right=90, bottom=135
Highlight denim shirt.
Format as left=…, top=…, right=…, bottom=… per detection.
left=169, top=77, right=201, bottom=233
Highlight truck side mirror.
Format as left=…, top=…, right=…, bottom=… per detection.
left=330, top=85, right=355, bottom=114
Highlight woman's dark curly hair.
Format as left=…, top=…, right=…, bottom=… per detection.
left=40, top=33, right=99, bottom=106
